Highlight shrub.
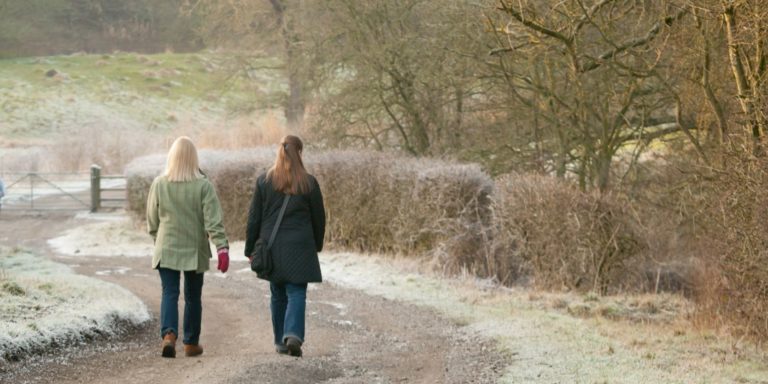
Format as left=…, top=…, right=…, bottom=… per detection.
left=492, top=174, right=646, bottom=293
left=677, top=150, right=768, bottom=341
left=2, top=281, right=25, bottom=296
left=125, top=148, right=494, bottom=275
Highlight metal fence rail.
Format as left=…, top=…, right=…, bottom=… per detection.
left=0, top=165, right=126, bottom=212
left=1, top=172, right=91, bottom=211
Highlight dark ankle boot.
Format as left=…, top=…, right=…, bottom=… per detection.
left=161, top=333, right=177, bottom=358
left=285, top=337, right=302, bottom=357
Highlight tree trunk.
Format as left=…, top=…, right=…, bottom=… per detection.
left=391, top=71, right=430, bottom=154
left=286, top=72, right=305, bottom=130
left=697, top=14, right=728, bottom=145
left=596, top=152, right=611, bottom=193
left=555, top=128, right=567, bottom=178
left=270, top=0, right=305, bottom=131
left=452, top=85, right=463, bottom=149
left=723, top=5, right=761, bottom=151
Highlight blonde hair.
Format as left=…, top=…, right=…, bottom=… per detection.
left=267, top=135, right=311, bottom=194
left=165, top=136, right=203, bottom=182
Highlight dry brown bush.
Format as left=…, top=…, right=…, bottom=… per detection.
left=493, top=174, right=646, bottom=294
left=125, top=149, right=494, bottom=275
left=673, top=150, right=768, bottom=341
left=617, top=156, right=700, bottom=297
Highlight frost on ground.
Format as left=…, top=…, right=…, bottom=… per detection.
left=320, top=253, right=768, bottom=383
left=0, top=246, right=150, bottom=365
left=49, top=216, right=768, bottom=383
left=50, top=212, right=249, bottom=261
left=48, top=218, right=153, bottom=258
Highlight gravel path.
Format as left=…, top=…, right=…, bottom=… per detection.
left=0, top=212, right=507, bottom=384
left=4, top=211, right=767, bottom=383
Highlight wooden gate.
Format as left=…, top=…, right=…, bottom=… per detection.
left=89, top=165, right=127, bottom=212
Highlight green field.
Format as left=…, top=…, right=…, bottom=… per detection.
left=0, top=51, right=286, bottom=172
left=0, top=51, right=284, bottom=141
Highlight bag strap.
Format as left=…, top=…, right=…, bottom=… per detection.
left=267, top=195, right=291, bottom=249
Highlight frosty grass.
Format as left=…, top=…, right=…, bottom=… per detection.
left=0, top=247, right=149, bottom=362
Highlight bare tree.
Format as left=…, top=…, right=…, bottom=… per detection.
left=179, top=0, right=767, bottom=187
left=487, top=0, right=700, bottom=191
left=310, top=0, right=489, bottom=156
left=185, top=0, right=318, bottom=131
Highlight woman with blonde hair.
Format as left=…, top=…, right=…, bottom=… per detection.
left=147, top=136, right=229, bottom=358
left=245, top=135, right=326, bottom=357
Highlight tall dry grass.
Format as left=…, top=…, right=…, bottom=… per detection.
left=2, top=111, right=286, bottom=175
left=171, top=111, right=287, bottom=150
left=621, top=147, right=768, bottom=342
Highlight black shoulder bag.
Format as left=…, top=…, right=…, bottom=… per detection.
left=250, top=195, right=290, bottom=277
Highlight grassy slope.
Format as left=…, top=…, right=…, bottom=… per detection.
left=0, top=51, right=285, bottom=173
left=0, top=52, right=283, bottom=141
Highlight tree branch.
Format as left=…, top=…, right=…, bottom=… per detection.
left=489, top=42, right=529, bottom=56
left=377, top=81, right=416, bottom=155
left=573, top=0, right=616, bottom=35
left=618, top=122, right=694, bottom=144
left=497, top=1, right=584, bottom=71
left=497, top=0, right=572, bottom=44
left=580, top=7, right=688, bottom=72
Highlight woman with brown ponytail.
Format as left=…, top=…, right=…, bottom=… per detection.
left=244, top=135, right=326, bottom=357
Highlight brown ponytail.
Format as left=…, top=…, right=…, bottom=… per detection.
left=266, top=135, right=311, bottom=194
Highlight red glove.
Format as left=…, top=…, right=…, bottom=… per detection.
left=217, top=247, right=229, bottom=273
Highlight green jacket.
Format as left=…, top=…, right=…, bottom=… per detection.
left=147, top=175, right=228, bottom=273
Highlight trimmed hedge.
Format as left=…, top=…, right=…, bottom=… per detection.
left=127, top=149, right=650, bottom=294
left=125, top=148, right=494, bottom=273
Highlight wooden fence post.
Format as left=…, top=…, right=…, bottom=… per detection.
left=90, top=165, right=101, bottom=213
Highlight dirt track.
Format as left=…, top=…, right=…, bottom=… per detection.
left=0, top=212, right=506, bottom=384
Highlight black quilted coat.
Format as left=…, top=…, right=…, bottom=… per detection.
left=244, top=173, right=326, bottom=283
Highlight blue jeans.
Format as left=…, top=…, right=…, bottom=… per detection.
left=270, top=282, right=307, bottom=346
left=159, top=268, right=204, bottom=345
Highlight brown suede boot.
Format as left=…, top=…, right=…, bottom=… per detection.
left=161, top=333, right=177, bottom=358
left=184, top=344, right=204, bottom=357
